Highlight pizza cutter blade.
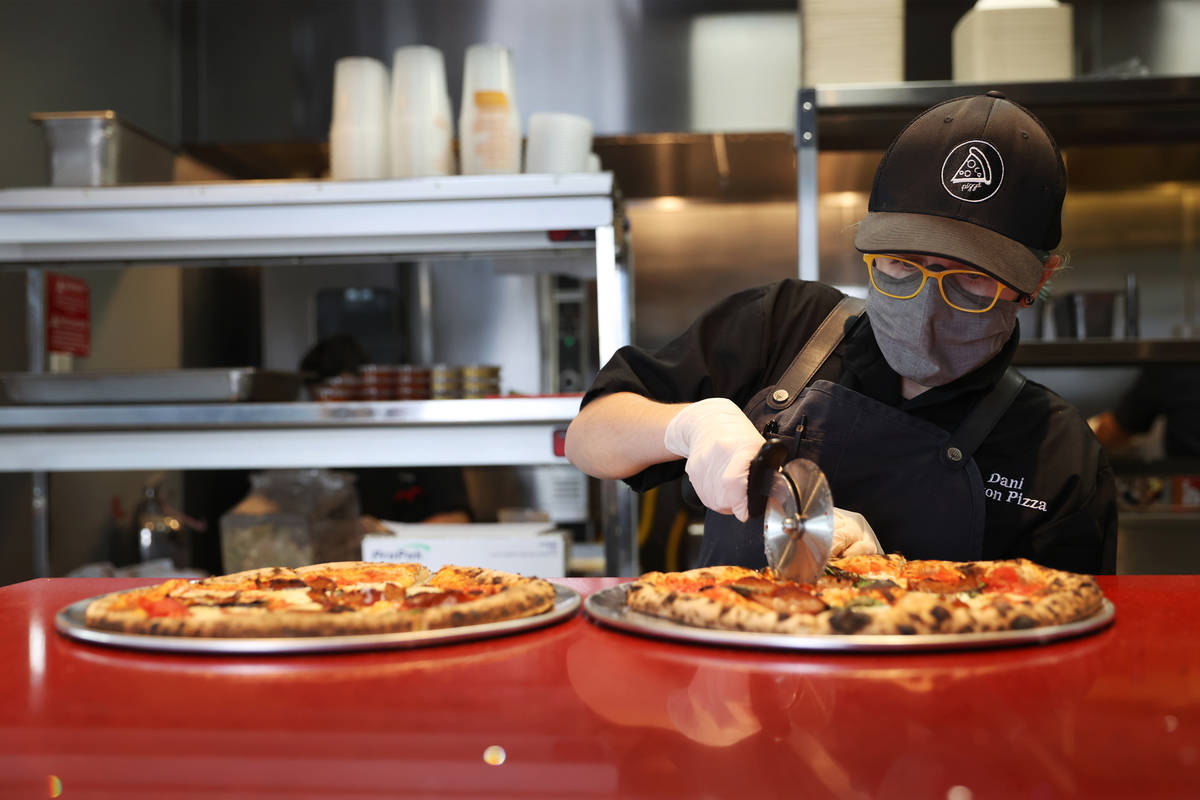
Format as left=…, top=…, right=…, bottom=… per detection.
left=748, top=439, right=835, bottom=584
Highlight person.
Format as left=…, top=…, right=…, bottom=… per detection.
left=1089, top=365, right=1200, bottom=459
left=565, top=92, right=1117, bottom=574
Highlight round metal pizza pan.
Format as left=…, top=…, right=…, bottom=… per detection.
left=583, top=584, right=1115, bottom=653
left=55, top=584, right=581, bottom=655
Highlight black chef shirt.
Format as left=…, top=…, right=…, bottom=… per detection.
left=582, top=279, right=1117, bottom=574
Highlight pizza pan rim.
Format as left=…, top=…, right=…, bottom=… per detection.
left=53, top=583, right=581, bottom=655
left=582, top=584, right=1115, bottom=653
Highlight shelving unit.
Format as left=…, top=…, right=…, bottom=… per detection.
left=1014, top=339, right=1200, bottom=367
left=0, top=173, right=637, bottom=577
left=795, top=75, right=1200, bottom=281
left=796, top=75, right=1200, bottom=367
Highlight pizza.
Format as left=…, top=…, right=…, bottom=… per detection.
left=625, top=555, right=1105, bottom=636
left=84, top=561, right=558, bottom=638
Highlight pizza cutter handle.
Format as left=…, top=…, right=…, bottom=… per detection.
left=747, top=437, right=790, bottom=518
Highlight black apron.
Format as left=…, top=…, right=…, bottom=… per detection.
left=696, top=296, right=1026, bottom=568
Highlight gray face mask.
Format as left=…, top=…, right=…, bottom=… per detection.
left=866, top=284, right=1019, bottom=387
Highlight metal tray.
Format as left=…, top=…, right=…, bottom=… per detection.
left=55, top=584, right=580, bottom=655
left=0, top=368, right=305, bottom=404
left=583, top=584, right=1115, bottom=653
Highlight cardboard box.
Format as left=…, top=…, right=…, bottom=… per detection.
left=803, top=0, right=904, bottom=85
left=362, top=522, right=567, bottom=577
left=953, top=2, right=1074, bottom=83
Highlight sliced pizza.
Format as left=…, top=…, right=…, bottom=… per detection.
left=625, top=556, right=1105, bottom=636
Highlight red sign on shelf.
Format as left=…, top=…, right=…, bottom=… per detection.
left=45, top=273, right=91, bottom=356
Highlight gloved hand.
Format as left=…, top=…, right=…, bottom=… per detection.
left=831, top=507, right=883, bottom=557
left=664, top=398, right=765, bottom=522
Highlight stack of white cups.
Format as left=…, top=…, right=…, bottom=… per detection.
left=389, top=46, right=456, bottom=178
left=330, top=45, right=602, bottom=180
left=524, top=112, right=594, bottom=174
left=459, top=44, right=522, bottom=174
left=329, top=57, right=390, bottom=180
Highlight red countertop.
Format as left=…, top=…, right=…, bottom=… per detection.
left=2, top=576, right=1198, bottom=799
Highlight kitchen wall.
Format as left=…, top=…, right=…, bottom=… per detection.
left=181, top=0, right=799, bottom=144
left=0, top=0, right=180, bottom=188
left=1084, top=0, right=1200, bottom=77
left=257, top=259, right=548, bottom=396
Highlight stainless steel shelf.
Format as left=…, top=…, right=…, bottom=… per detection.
left=1014, top=339, right=1200, bottom=367
left=0, top=396, right=581, bottom=430
left=0, top=172, right=630, bottom=384
left=1109, top=457, right=1200, bottom=476
left=0, top=173, right=616, bottom=264
left=0, top=397, right=581, bottom=472
left=812, top=76, right=1200, bottom=149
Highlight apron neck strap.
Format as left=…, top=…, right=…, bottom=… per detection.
left=941, top=367, right=1027, bottom=469
left=767, top=295, right=866, bottom=411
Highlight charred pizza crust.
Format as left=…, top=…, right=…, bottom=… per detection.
left=625, top=557, right=1104, bottom=636
left=84, top=562, right=557, bottom=638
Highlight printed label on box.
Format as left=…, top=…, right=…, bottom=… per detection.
left=362, top=533, right=566, bottom=577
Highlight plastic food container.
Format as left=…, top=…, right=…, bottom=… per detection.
left=31, top=110, right=174, bottom=187
left=219, top=470, right=361, bottom=571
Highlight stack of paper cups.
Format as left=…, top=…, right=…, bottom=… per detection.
left=524, top=112, right=593, bottom=174
left=459, top=44, right=521, bottom=174
left=389, top=46, right=456, bottom=178
left=329, top=57, right=390, bottom=180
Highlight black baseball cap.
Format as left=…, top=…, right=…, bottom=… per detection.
left=854, top=92, right=1067, bottom=297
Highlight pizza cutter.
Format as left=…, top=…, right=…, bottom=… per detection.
left=747, top=438, right=835, bottom=583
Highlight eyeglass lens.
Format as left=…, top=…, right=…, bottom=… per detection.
left=869, top=256, right=1000, bottom=311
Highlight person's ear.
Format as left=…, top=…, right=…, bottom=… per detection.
left=1021, top=254, right=1061, bottom=306
left=1040, top=254, right=1061, bottom=285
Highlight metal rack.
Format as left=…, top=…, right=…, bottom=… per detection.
left=0, top=173, right=637, bottom=577
left=0, top=398, right=585, bottom=471
left=794, top=75, right=1200, bottom=281
left=1014, top=339, right=1200, bottom=367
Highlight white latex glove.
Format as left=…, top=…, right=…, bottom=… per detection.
left=831, top=507, right=883, bottom=557
left=664, top=398, right=765, bottom=522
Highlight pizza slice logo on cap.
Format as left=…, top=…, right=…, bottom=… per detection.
left=952, top=146, right=992, bottom=185
left=941, top=140, right=1004, bottom=203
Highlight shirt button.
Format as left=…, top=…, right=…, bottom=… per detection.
left=946, top=447, right=963, bottom=462
left=772, top=389, right=789, bottom=404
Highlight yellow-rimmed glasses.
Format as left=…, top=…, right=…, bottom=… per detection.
left=863, top=254, right=1005, bottom=313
